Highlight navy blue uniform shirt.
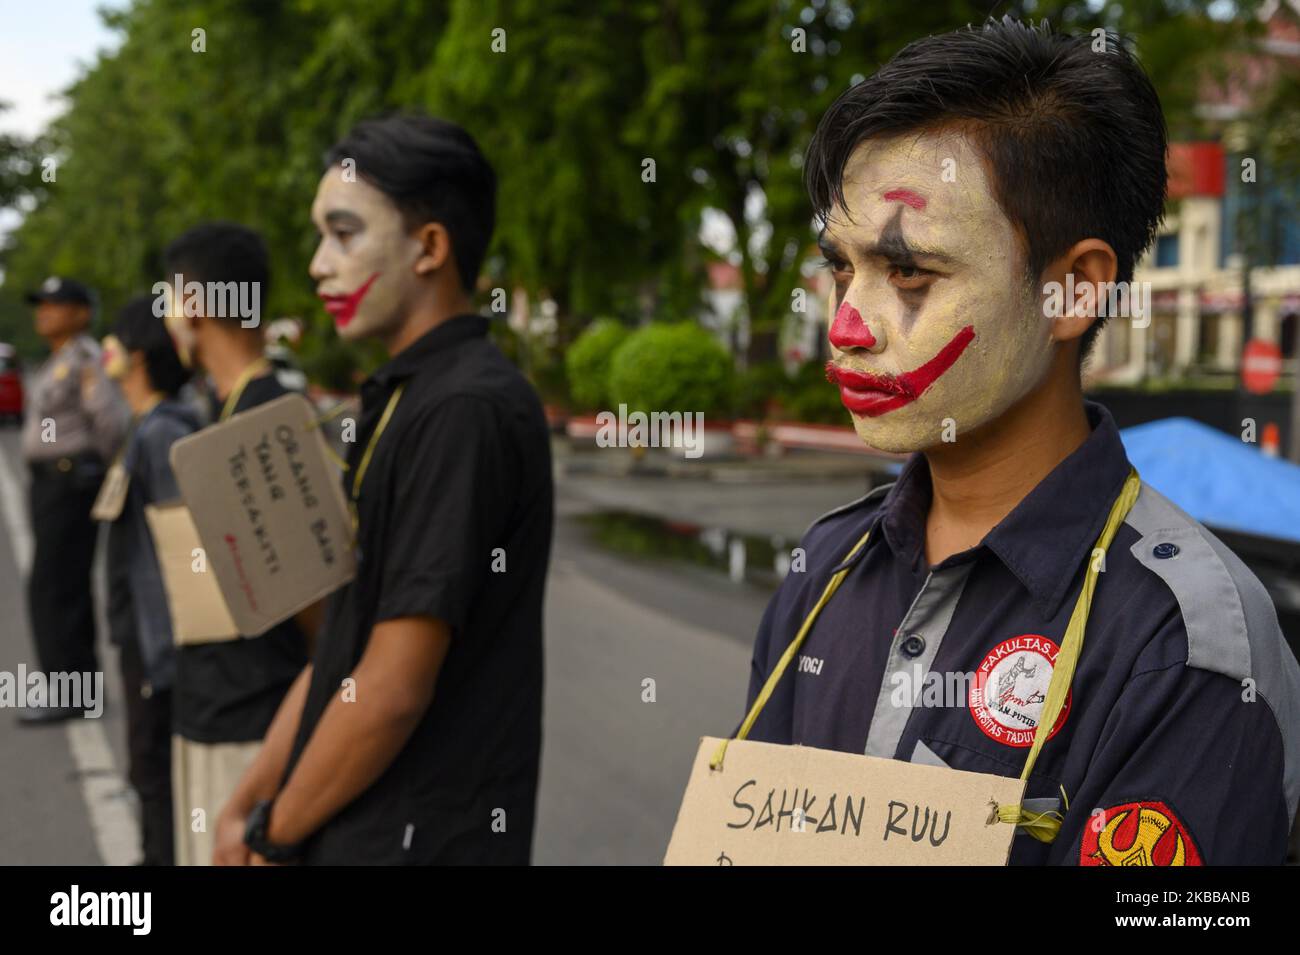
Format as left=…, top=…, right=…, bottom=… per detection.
left=106, top=399, right=201, bottom=689
left=746, top=402, right=1300, bottom=865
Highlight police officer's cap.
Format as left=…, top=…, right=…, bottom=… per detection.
left=24, top=276, right=95, bottom=307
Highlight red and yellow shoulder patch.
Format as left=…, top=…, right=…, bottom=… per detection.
left=1080, top=800, right=1203, bottom=866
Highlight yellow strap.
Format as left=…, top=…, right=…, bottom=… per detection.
left=218, top=357, right=272, bottom=422
left=347, top=383, right=406, bottom=535
left=320, top=442, right=348, bottom=472
left=1018, top=468, right=1141, bottom=782
left=710, top=526, right=873, bottom=770
left=995, top=803, right=1065, bottom=843
left=710, top=467, right=1143, bottom=849
left=995, top=468, right=1142, bottom=841
left=303, top=398, right=357, bottom=472
left=313, top=399, right=353, bottom=430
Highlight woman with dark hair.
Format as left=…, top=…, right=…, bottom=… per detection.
left=99, top=294, right=199, bottom=865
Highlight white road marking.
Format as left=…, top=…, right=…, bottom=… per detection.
left=0, top=440, right=31, bottom=568
left=0, top=443, right=139, bottom=865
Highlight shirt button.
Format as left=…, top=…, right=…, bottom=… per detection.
left=1153, top=542, right=1179, bottom=559
left=901, top=633, right=926, bottom=658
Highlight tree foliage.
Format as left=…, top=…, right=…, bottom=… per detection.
left=0, top=0, right=1268, bottom=373
left=607, top=321, right=733, bottom=416
left=565, top=318, right=630, bottom=411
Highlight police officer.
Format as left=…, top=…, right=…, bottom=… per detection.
left=19, top=276, right=129, bottom=725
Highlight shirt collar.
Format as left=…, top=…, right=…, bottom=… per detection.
left=368, top=314, right=489, bottom=390
left=878, top=454, right=932, bottom=574
left=874, top=401, right=1133, bottom=618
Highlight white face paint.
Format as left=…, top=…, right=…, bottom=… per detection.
left=308, top=167, right=426, bottom=343
left=821, top=130, right=1055, bottom=453
left=161, top=285, right=195, bottom=369
left=101, top=334, right=128, bottom=381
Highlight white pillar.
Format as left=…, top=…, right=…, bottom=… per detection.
left=1175, top=287, right=1198, bottom=370
left=1254, top=297, right=1279, bottom=344
left=1128, top=320, right=1149, bottom=381
left=1216, top=312, right=1241, bottom=370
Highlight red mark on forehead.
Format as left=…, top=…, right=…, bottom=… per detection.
left=829, top=301, right=876, bottom=350
left=882, top=189, right=927, bottom=211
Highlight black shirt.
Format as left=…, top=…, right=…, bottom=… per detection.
left=746, top=401, right=1300, bottom=865
left=174, top=374, right=310, bottom=743
left=284, top=315, right=554, bottom=865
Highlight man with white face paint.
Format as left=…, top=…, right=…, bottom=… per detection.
left=738, top=19, right=1300, bottom=865
left=215, top=114, right=553, bottom=865
left=100, top=295, right=199, bottom=865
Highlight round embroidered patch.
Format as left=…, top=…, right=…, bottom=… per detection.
left=968, top=634, right=1071, bottom=748
left=1079, top=801, right=1203, bottom=866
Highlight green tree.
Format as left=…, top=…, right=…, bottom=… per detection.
left=607, top=321, right=732, bottom=416
left=0, top=0, right=1259, bottom=375
left=565, top=318, right=629, bottom=411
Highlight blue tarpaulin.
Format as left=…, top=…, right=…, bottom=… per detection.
left=1119, top=417, right=1300, bottom=543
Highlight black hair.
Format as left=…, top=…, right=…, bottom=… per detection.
left=323, top=113, right=497, bottom=293
left=113, top=294, right=190, bottom=397
left=163, top=221, right=271, bottom=328
left=805, top=17, right=1168, bottom=359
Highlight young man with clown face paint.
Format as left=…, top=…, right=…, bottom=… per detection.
left=741, top=19, right=1300, bottom=865
left=100, top=295, right=200, bottom=866
left=215, top=115, right=553, bottom=865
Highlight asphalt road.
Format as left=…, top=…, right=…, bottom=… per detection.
left=0, top=428, right=868, bottom=865
left=0, top=426, right=132, bottom=865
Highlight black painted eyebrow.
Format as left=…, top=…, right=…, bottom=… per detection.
left=820, top=229, right=958, bottom=267
left=817, top=231, right=846, bottom=262
left=324, top=209, right=365, bottom=230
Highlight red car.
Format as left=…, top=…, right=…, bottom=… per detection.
left=0, top=344, right=24, bottom=424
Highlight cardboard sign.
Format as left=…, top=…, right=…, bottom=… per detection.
left=664, top=737, right=1026, bottom=866
left=90, top=461, right=130, bottom=522
left=144, top=502, right=239, bottom=644
left=168, top=393, right=355, bottom=636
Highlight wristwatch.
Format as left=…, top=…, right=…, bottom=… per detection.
left=243, top=799, right=303, bottom=863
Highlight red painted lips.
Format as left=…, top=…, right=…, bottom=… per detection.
left=826, top=325, right=976, bottom=417
left=319, top=271, right=381, bottom=328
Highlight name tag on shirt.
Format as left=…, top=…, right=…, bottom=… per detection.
left=168, top=394, right=355, bottom=636
left=664, top=737, right=1026, bottom=866
left=144, top=501, right=239, bottom=644
left=90, top=462, right=130, bottom=522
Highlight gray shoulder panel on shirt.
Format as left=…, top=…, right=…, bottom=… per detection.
left=805, top=481, right=894, bottom=538
left=1124, top=480, right=1300, bottom=822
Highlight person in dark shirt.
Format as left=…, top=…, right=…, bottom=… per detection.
left=100, top=295, right=200, bottom=865
left=214, top=114, right=553, bottom=866
left=160, top=222, right=313, bottom=864
left=738, top=19, right=1300, bottom=865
